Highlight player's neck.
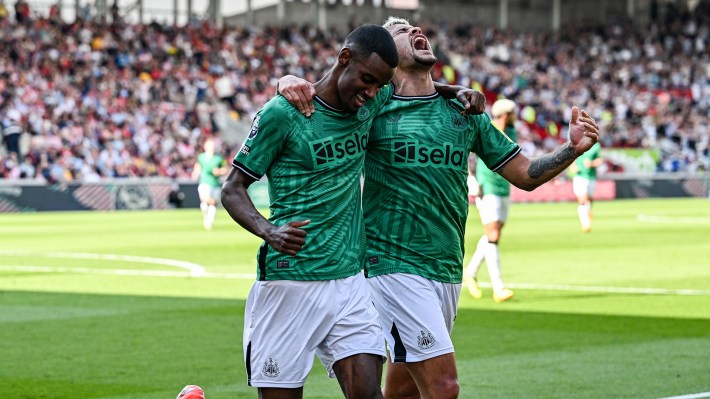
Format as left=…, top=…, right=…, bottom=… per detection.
left=393, top=70, right=435, bottom=97
left=312, top=70, right=344, bottom=110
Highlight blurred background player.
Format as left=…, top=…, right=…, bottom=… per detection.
left=570, top=142, right=603, bottom=232
left=464, top=99, right=518, bottom=303
left=191, top=138, right=228, bottom=230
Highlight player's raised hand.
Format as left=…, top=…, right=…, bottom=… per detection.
left=567, top=107, right=600, bottom=155
left=456, top=89, right=486, bottom=115
left=277, top=75, right=316, bottom=117
left=265, top=219, right=310, bottom=255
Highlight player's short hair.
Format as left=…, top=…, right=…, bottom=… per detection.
left=343, top=24, right=399, bottom=68
left=491, top=99, right=517, bottom=118
left=382, top=16, right=410, bottom=31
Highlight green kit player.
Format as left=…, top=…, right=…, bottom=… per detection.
left=221, top=25, right=398, bottom=399
left=191, top=138, right=228, bottom=230
left=571, top=141, right=603, bottom=232
left=464, top=99, right=519, bottom=303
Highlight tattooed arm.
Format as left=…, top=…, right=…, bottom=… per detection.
left=500, top=107, right=600, bottom=191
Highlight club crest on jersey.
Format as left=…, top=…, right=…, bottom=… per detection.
left=450, top=113, right=467, bottom=131
left=262, top=357, right=280, bottom=378
left=417, top=330, right=437, bottom=350
left=248, top=115, right=261, bottom=139
left=357, top=105, right=371, bottom=121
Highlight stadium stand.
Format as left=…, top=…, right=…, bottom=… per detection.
left=0, top=1, right=708, bottom=181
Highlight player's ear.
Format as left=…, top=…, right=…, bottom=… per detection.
left=338, top=48, right=352, bottom=67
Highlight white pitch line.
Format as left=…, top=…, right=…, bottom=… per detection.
left=2, top=265, right=709, bottom=296
left=637, top=214, right=710, bottom=224
left=0, top=265, right=254, bottom=280
left=497, top=282, right=710, bottom=296
left=0, top=250, right=206, bottom=277
left=657, top=392, right=710, bottom=399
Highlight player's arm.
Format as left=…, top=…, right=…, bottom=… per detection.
left=212, top=159, right=230, bottom=177
left=276, top=75, right=316, bottom=117
left=221, top=167, right=309, bottom=256
left=433, top=82, right=485, bottom=115
left=586, top=157, right=604, bottom=168
left=191, top=161, right=201, bottom=180
left=499, top=107, right=600, bottom=191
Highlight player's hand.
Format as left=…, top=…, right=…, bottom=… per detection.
left=568, top=107, right=599, bottom=155
left=265, top=219, right=310, bottom=255
left=456, top=89, right=486, bottom=115
left=277, top=75, right=316, bottom=117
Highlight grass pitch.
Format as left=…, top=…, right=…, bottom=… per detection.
left=1, top=198, right=709, bottom=398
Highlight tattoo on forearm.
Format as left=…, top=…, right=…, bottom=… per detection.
left=528, top=144, right=576, bottom=179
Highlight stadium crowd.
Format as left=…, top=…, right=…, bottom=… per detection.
left=0, top=1, right=708, bottom=181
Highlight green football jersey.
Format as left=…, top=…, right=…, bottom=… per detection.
left=363, top=93, right=520, bottom=283
left=233, top=85, right=393, bottom=281
left=197, top=153, right=227, bottom=188
left=575, top=142, right=602, bottom=180
left=476, top=126, right=518, bottom=196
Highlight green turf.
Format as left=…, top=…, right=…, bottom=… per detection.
left=1, top=198, right=709, bottom=398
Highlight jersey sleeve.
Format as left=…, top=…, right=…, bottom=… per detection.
left=470, top=113, right=521, bottom=173
left=233, top=99, right=292, bottom=179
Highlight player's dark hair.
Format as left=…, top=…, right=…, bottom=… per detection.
left=343, top=24, right=399, bottom=68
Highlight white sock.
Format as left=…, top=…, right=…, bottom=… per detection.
left=206, top=205, right=217, bottom=228
left=465, top=235, right=487, bottom=278
left=200, top=202, right=208, bottom=216
left=578, top=203, right=591, bottom=227
left=484, top=242, right=505, bottom=292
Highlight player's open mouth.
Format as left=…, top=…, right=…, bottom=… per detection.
left=355, top=93, right=366, bottom=107
left=412, top=34, right=430, bottom=52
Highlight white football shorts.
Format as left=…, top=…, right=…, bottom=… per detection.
left=573, top=176, right=596, bottom=198
left=477, top=194, right=510, bottom=224
left=197, top=184, right=221, bottom=203
left=244, top=273, right=386, bottom=388
left=368, top=273, right=461, bottom=363
left=467, top=175, right=479, bottom=197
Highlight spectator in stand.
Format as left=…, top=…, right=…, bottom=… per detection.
left=0, top=4, right=707, bottom=182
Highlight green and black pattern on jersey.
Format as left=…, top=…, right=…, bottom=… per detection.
left=575, top=142, right=602, bottom=180
left=477, top=126, right=518, bottom=196
left=197, top=153, right=227, bottom=188
left=363, top=93, right=520, bottom=283
left=234, top=85, right=393, bottom=281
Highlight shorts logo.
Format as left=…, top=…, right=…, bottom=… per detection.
left=392, top=140, right=465, bottom=169
left=417, top=330, right=437, bottom=350
left=276, top=260, right=289, bottom=269
left=368, top=256, right=379, bottom=265
left=248, top=115, right=261, bottom=139
left=357, top=106, right=371, bottom=121
left=310, top=132, right=367, bottom=169
left=240, top=144, right=251, bottom=155
left=262, top=357, right=280, bottom=378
